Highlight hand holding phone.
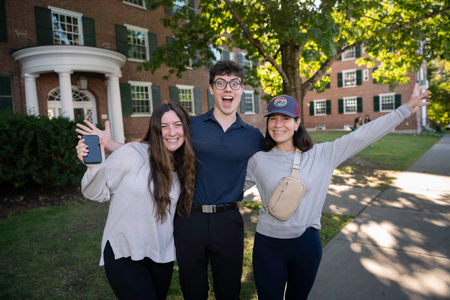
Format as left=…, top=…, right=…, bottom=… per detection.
left=81, top=135, right=102, bottom=164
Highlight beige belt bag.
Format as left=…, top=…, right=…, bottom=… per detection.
left=265, top=149, right=306, bottom=221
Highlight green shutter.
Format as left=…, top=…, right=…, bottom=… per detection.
left=188, top=0, right=196, bottom=14
left=326, top=100, right=331, bottom=115
left=146, top=0, right=154, bottom=9
left=119, top=83, right=133, bottom=116
left=169, top=86, right=179, bottom=104
left=356, top=70, right=362, bottom=86
left=374, top=96, right=380, bottom=112
left=194, top=88, right=202, bottom=114
left=166, top=36, right=174, bottom=58
left=337, top=73, right=343, bottom=88
left=0, top=0, right=7, bottom=42
left=148, top=32, right=157, bottom=60
left=207, top=89, right=215, bottom=109
left=238, top=53, right=244, bottom=66
left=309, top=101, right=314, bottom=116
left=254, top=93, right=259, bottom=113
left=355, top=45, right=361, bottom=58
left=338, top=99, right=343, bottom=114
left=0, top=75, right=13, bottom=113
left=35, top=6, right=53, bottom=45
left=395, top=94, right=402, bottom=109
left=192, top=50, right=199, bottom=68
left=240, top=93, right=246, bottom=113
left=165, top=6, right=173, bottom=15
left=325, top=74, right=330, bottom=89
left=115, top=24, right=128, bottom=57
left=357, top=97, right=363, bottom=113
left=151, top=85, right=161, bottom=112
left=223, top=49, right=230, bottom=61
left=337, top=53, right=342, bottom=61
left=373, top=67, right=378, bottom=84
left=82, top=16, right=96, bottom=47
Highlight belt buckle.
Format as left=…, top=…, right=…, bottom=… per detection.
left=202, top=205, right=216, bottom=213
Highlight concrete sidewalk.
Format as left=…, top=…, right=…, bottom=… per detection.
left=309, top=134, right=450, bottom=300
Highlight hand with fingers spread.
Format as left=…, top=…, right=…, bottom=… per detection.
left=76, top=120, right=111, bottom=148
left=407, top=82, right=431, bottom=114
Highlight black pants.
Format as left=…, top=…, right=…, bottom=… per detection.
left=174, top=208, right=244, bottom=300
left=103, top=241, right=174, bottom=300
left=253, top=228, right=323, bottom=300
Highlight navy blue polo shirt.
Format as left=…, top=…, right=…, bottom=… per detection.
left=190, top=109, right=265, bottom=205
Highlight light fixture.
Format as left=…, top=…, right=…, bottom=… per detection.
left=77, top=77, right=88, bottom=90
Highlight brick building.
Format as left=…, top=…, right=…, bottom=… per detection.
left=1, top=0, right=427, bottom=138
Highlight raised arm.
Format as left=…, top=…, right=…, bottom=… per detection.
left=76, top=120, right=124, bottom=152
left=406, top=83, right=431, bottom=113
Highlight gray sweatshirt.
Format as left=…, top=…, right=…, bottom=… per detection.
left=245, top=104, right=413, bottom=239
left=81, top=142, right=180, bottom=266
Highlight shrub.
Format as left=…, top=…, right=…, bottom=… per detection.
left=419, top=130, right=443, bottom=138
left=0, top=112, right=86, bottom=188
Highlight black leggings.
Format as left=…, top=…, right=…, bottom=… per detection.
left=103, top=241, right=174, bottom=300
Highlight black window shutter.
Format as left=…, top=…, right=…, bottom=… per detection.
left=165, top=6, right=173, bottom=15
left=192, top=50, right=199, bottom=68
left=237, top=53, right=244, bottom=66
left=115, top=24, right=128, bottom=57
left=194, top=88, right=202, bottom=114
left=35, top=6, right=53, bottom=45
left=146, top=1, right=154, bottom=9
left=357, top=97, right=363, bottom=113
left=395, top=94, right=402, bottom=109
left=338, top=99, right=344, bottom=114
left=355, top=45, right=361, bottom=58
left=0, top=75, right=13, bottom=113
left=119, top=83, right=133, bottom=116
left=207, top=89, right=214, bottom=109
left=166, top=36, right=174, bottom=58
left=356, top=70, right=362, bottom=86
left=240, top=93, right=246, bottom=113
left=309, top=101, right=314, bottom=116
left=223, top=49, right=230, bottom=61
left=0, top=0, right=7, bottom=42
left=325, top=74, right=330, bottom=89
left=169, top=86, right=179, bottom=104
left=326, top=100, right=331, bottom=115
left=374, top=96, right=380, bottom=112
left=82, top=16, right=96, bottom=47
left=188, top=0, right=196, bottom=14
left=337, top=73, right=343, bottom=88
left=373, top=67, right=378, bottom=84
left=148, top=32, right=157, bottom=60
left=151, top=85, right=161, bottom=112
left=254, top=93, right=259, bottom=113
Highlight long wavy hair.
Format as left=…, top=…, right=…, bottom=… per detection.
left=263, top=116, right=314, bottom=153
left=141, top=102, right=196, bottom=222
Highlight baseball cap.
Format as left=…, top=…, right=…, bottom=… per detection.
left=264, top=95, right=301, bottom=118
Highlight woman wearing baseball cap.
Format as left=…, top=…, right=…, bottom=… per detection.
left=244, top=83, right=431, bottom=300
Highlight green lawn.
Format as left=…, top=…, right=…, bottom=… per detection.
left=0, top=201, right=353, bottom=300
left=309, top=131, right=438, bottom=171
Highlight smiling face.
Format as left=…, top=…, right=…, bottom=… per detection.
left=268, top=113, right=301, bottom=151
left=161, top=110, right=185, bottom=153
left=209, top=74, right=243, bottom=118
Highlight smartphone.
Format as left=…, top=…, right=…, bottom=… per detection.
left=82, top=135, right=102, bottom=164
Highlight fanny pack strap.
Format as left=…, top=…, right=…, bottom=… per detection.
left=291, top=149, right=302, bottom=179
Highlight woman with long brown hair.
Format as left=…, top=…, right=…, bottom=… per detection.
left=76, top=103, right=196, bottom=300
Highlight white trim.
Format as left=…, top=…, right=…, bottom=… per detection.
left=313, top=99, right=327, bottom=116
left=342, top=69, right=357, bottom=88
left=129, top=80, right=153, bottom=116
left=48, top=6, right=83, bottom=18
left=379, top=92, right=395, bottom=112
left=122, top=0, right=147, bottom=9
left=125, top=24, right=149, bottom=61
left=342, top=47, right=356, bottom=61
left=243, top=90, right=255, bottom=114
left=343, top=96, right=357, bottom=114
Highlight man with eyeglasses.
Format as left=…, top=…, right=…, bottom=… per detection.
left=75, top=60, right=264, bottom=299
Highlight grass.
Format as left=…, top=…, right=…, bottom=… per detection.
left=0, top=201, right=352, bottom=300
left=309, top=131, right=438, bottom=171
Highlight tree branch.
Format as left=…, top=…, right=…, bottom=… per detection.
left=222, top=0, right=291, bottom=87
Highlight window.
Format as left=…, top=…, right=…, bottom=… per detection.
left=126, top=24, right=148, bottom=61
left=177, top=85, right=194, bottom=114
left=47, top=86, right=97, bottom=123
left=244, top=91, right=254, bottom=113
left=363, top=69, right=369, bottom=81
left=130, top=81, right=153, bottom=115
left=342, top=47, right=355, bottom=60
left=50, top=7, right=83, bottom=45
left=343, top=70, right=356, bottom=87
left=344, top=97, right=357, bottom=114
left=229, top=52, right=234, bottom=62
left=380, top=93, right=394, bottom=112
left=314, top=100, right=326, bottom=116
left=123, top=0, right=146, bottom=8
left=243, top=55, right=251, bottom=69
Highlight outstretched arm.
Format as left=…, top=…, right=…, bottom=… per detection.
left=75, top=120, right=123, bottom=152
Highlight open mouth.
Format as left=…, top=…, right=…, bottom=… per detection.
left=222, top=96, right=234, bottom=107
left=165, top=138, right=179, bottom=143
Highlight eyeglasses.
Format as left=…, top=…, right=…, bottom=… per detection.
left=212, top=78, right=242, bottom=90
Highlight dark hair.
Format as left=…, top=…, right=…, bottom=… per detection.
left=364, top=115, right=371, bottom=123
left=141, top=102, right=196, bottom=222
left=263, top=116, right=314, bottom=152
left=209, top=60, right=244, bottom=85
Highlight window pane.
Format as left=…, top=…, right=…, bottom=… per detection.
left=52, top=12, right=81, bottom=46
left=315, top=100, right=326, bottom=115
left=344, top=71, right=356, bottom=87
left=179, top=88, right=193, bottom=113
left=131, top=85, right=150, bottom=114
left=381, top=95, right=394, bottom=111
left=127, top=29, right=147, bottom=60
left=245, top=93, right=253, bottom=112
left=345, top=98, right=357, bottom=113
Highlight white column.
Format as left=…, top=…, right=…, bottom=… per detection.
left=23, top=73, right=40, bottom=116
left=105, top=73, right=125, bottom=144
left=104, top=78, right=114, bottom=139
left=55, top=69, right=74, bottom=120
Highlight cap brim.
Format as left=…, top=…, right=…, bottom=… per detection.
left=264, top=110, right=297, bottom=118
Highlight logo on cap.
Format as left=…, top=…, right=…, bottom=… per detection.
left=274, top=97, right=287, bottom=107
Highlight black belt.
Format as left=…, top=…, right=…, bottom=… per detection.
left=192, top=202, right=238, bottom=213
